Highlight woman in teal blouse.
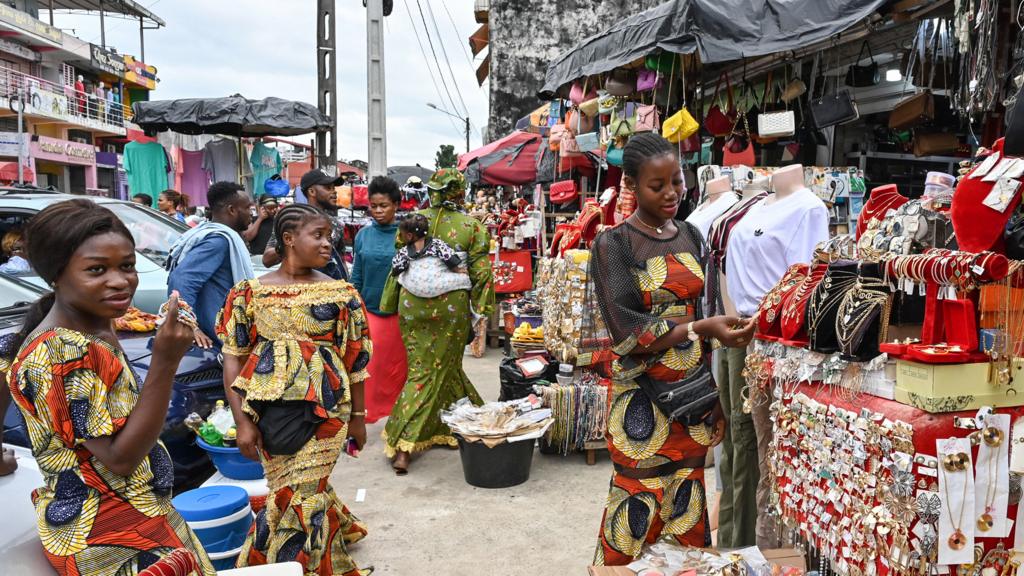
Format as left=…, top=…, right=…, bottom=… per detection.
left=351, top=176, right=407, bottom=423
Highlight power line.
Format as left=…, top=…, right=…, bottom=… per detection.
left=437, top=0, right=475, bottom=71
left=412, top=0, right=462, bottom=120
left=401, top=0, right=462, bottom=137
left=423, top=0, right=469, bottom=117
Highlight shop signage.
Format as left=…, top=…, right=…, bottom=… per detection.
left=0, top=6, right=62, bottom=46
left=90, top=44, right=126, bottom=77
left=32, top=136, right=95, bottom=164
left=0, top=37, right=38, bottom=62
left=0, top=132, right=28, bottom=158
left=123, top=55, right=158, bottom=90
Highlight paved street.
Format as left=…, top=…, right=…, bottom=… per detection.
left=328, top=347, right=719, bottom=575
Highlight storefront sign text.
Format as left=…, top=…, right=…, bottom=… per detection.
left=33, top=136, right=95, bottom=165
left=0, top=6, right=62, bottom=45
left=91, top=44, right=126, bottom=77
left=0, top=37, right=38, bottom=61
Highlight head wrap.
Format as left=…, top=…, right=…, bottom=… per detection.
left=427, top=168, right=467, bottom=211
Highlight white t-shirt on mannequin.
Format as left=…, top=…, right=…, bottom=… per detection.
left=686, top=193, right=739, bottom=240
left=725, top=187, right=830, bottom=317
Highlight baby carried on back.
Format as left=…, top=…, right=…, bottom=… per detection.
left=392, top=213, right=472, bottom=299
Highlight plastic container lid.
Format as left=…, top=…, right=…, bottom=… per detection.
left=172, top=485, right=249, bottom=522
left=558, top=363, right=574, bottom=374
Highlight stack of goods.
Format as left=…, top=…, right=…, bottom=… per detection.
left=536, top=249, right=597, bottom=364
left=441, top=396, right=553, bottom=447
left=184, top=401, right=238, bottom=447
left=114, top=306, right=158, bottom=332
left=597, top=542, right=803, bottom=576
left=536, top=371, right=610, bottom=455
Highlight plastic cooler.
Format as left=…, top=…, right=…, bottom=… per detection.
left=196, top=437, right=264, bottom=480
left=201, top=471, right=270, bottom=513
left=172, top=485, right=253, bottom=570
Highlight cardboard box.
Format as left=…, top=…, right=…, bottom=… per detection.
left=895, top=359, right=1024, bottom=398
left=894, top=387, right=1024, bottom=413
left=587, top=548, right=807, bottom=575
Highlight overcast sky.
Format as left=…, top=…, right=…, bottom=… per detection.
left=52, top=0, right=489, bottom=167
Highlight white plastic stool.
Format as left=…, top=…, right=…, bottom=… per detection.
left=217, top=561, right=303, bottom=575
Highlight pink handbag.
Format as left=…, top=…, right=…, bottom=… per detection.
left=636, top=105, right=660, bottom=132
left=569, top=80, right=597, bottom=105
left=636, top=69, right=660, bottom=92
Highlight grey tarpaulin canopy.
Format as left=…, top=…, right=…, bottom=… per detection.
left=539, top=0, right=888, bottom=99
left=387, top=165, right=435, bottom=186
left=132, top=95, right=333, bottom=137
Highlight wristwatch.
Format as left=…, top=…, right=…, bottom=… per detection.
left=686, top=321, right=700, bottom=342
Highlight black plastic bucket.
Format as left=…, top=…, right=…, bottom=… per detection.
left=456, top=435, right=535, bottom=488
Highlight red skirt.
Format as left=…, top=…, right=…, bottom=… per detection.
left=365, top=311, right=408, bottom=423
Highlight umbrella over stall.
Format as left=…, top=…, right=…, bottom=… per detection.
left=131, top=95, right=333, bottom=137
left=460, top=131, right=543, bottom=187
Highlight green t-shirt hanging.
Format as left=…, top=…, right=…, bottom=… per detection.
left=249, top=142, right=282, bottom=197
left=123, top=141, right=168, bottom=207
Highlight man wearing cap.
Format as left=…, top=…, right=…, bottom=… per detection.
left=262, top=169, right=349, bottom=280
left=244, top=195, right=280, bottom=255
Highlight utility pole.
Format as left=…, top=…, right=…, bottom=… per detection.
left=366, top=0, right=388, bottom=177
left=427, top=103, right=472, bottom=153
left=464, top=116, right=470, bottom=154
left=316, top=0, right=338, bottom=173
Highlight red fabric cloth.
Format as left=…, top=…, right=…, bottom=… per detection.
left=365, top=311, right=407, bottom=424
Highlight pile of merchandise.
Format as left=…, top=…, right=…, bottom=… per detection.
left=535, top=370, right=609, bottom=455
left=441, top=396, right=553, bottom=447
left=184, top=401, right=237, bottom=447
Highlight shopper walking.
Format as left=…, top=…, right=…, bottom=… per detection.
left=158, top=189, right=189, bottom=222
left=4, top=199, right=214, bottom=575
left=589, top=133, right=755, bottom=565
left=217, top=203, right=371, bottom=576
left=263, top=169, right=349, bottom=280
left=244, top=195, right=279, bottom=255
left=166, top=182, right=255, bottom=348
left=351, top=175, right=407, bottom=423
left=379, top=168, right=494, bottom=475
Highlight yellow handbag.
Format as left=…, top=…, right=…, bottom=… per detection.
left=662, top=107, right=699, bottom=143
left=579, top=97, right=600, bottom=118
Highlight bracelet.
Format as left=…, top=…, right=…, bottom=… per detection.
left=351, top=411, right=367, bottom=417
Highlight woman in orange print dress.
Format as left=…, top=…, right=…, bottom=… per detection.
left=217, top=204, right=372, bottom=576
left=589, top=133, right=755, bottom=565
left=5, top=199, right=214, bottom=575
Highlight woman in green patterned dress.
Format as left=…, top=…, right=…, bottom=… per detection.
left=379, top=168, right=494, bottom=474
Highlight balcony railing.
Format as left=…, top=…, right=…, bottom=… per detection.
left=0, top=66, right=130, bottom=134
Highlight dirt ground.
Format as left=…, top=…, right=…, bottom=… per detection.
left=328, top=348, right=718, bottom=576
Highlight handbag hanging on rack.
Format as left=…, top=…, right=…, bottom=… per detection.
left=757, top=70, right=795, bottom=140
left=722, top=113, right=755, bottom=167
left=845, top=40, right=880, bottom=87
left=810, top=49, right=859, bottom=129
left=705, top=71, right=737, bottom=137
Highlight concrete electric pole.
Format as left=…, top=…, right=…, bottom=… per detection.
left=316, top=0, right=338, bottom=173
left=366, top=0, right=388, bottom=178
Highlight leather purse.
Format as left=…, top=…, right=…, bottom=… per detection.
left=579, top=97, right=600, bottom=118
left=781, top=78, right=807, bottom=103
left=559, top=130, right=582, bottom=158
left=645, top=52, right=677, bottom=74
left=889, top=90, right=935, bottom=130
left=845, top=40, right=880, bottom=87
left=810, top=89, right=859, bottom=129
left=705, top=72, right=737, bottom=137
left=609, top=107, right=636, bottom=138
left=575, top=131, right=600, bottom=152
left=912, top=131, right=958, bottom=157
left=549, top=180, right=578, bottom=204
left=758, top=110, right=796, bottom=138
left=548, top=124, right=565, bottom=151
left=662, top=107, right=699, bottom=143
left=636, top=69, right=660, bottom=92
left=607, top=143, right=624, bottom=167
left=569, top=80, right=596, bottom=105
left=723, top=138, right=755, bottom=167
left=635, top=104, right=660, bottom=132
left=598, top=91, right=618, bottom=115
left=606, top=68, right=636, bottom=97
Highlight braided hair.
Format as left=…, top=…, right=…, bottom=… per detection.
left=622, top=132, right=675, bottom=179
left=273, top=203, right=331, bottom=255
left=398, top=213, right=429, bottom=242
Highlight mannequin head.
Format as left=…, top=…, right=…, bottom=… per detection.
left=742, top=176, right=770, bottom=200
left=704, top=176, right=731, bottom=197
left=770, top=164, right=804, bottom=199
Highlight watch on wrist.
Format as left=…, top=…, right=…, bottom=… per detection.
left=686, top=321, right=700, bottom=342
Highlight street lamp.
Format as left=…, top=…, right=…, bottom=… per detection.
left=427, top=103, right=471, bottom=153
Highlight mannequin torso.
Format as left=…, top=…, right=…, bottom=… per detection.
left=766, top=164, right=804, bottom=205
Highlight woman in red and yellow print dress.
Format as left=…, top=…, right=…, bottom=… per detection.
left=590, top=133, right=755, bottom=565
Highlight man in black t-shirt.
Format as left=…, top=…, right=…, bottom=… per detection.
left=244, top=195, right=279, bottom=255
left=262, top=169, right=349, bottom=280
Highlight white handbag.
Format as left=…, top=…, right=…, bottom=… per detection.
left=757, top=110, right=796, bottom=138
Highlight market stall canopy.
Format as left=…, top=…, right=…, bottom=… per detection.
left=462, top=131, right=542, bottom=186
left=539, top=0, right=888, bottom=99
left=47, top=0, right=166, bottom=26
left=132, top=95, right=333, bottom=137
left=387, top=165, right=434, bottom=186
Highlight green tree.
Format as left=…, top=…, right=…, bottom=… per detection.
left=435, top=144, right=458, bottom=170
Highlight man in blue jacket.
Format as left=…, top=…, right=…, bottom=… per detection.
left=166, top=182, right=255, bottom=348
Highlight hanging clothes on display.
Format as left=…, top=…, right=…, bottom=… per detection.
left=249, top=141, right=282, bottom=197
left=123, top=141, right=170, bottom=207
left=202, top=138, right=240, bottom=184
left=180, top=150, right=211, bottom=206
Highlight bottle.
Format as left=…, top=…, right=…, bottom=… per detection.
left=208, top=400, right=236, bottom=435
left=222, top=427, right=237, bottom=448
left=198, top=422, right=223, bottom=447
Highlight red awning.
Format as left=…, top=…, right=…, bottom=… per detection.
left=0, top=162, right=33, bottom=182
left=458, top=130, right=537, bottom=171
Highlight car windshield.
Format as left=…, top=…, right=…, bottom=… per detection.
left=104, top=203, right=187, bottom=267
left=0, top=273, right=43, bottom=311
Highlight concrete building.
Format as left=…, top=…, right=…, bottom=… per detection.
left=475, top=0, right=661, bottom=141
left=0, top=1, right=162, bottom=196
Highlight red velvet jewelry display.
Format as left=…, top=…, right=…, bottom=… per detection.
left=951, top=138, right=1022, bottom=254
left=779, top=263, right=829, bottom=345
left=941, top=298, right=980, bottom=351
left=856, top=184, right=908, bottom=240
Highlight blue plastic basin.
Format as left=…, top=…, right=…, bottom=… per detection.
left=196, top=437, right=264, bottom=480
